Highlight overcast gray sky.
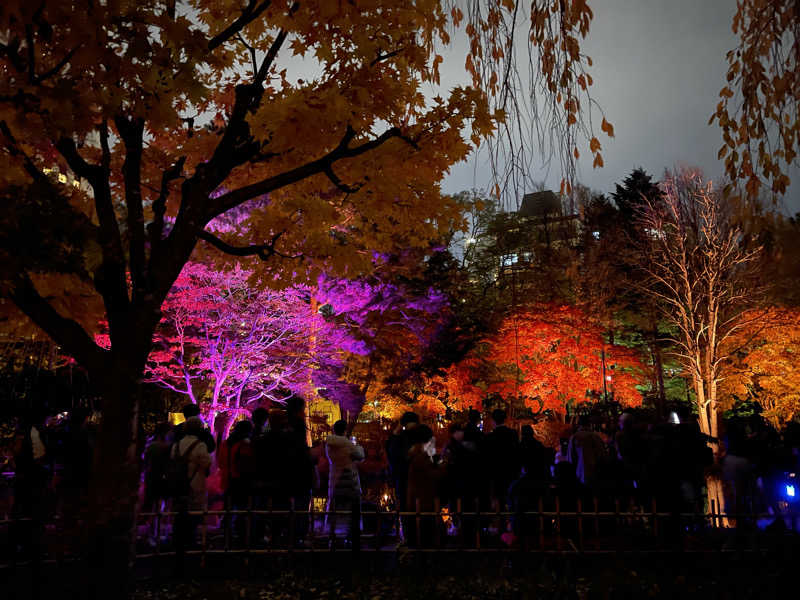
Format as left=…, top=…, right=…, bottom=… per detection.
left=441, top=0, right=800, bottom=214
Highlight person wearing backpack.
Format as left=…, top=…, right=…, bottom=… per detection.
left=173, top=404, right=216, bottom=453
left=171, top=416, right=212, bottom=551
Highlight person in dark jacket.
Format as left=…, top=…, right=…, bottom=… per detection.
left=143, top=422, right=172, bottom=543
left=143, top=422, right=172, bottom=512
left=252, top=407, right=313, bottom=543
left=386, top=411, right=419, bottom=514
left=251, top=407, right=268, bottom=439
left=442, top=422, right=482, bottom=541
left=406, top=425, right=444, bottom=547
left=173, top=404, right=216, bottom=453
left=464, top=409, right=484, bottom=446
left=284, top=397, right=314, bottom=541
left=518, top=425, right=553, bottom=485
left=483, top=408, right=520, bottom=509
left=218, top=419, right=255, bottom=542
left=568, top=415, right=606, bottom=489
left=219, top=421, right=255, bottom=500
left=508, top=453, right=552, bottom=545
left=443, top=423, right=480, bottom=506
left=251, top=409, right=287, bottom=544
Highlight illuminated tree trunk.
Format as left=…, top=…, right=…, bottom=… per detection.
left=649, top=316, right=666, bottom=418
left=693, top=366, right=725, bottom=518
left=306, top=297, right=318, bottom=445
left=638, top=170, right=762, bottom=524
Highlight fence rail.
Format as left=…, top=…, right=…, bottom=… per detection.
left=4, top=493, right=798, bottom=574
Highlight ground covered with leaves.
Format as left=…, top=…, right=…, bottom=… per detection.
left=128, top=553, right=786, bottom=600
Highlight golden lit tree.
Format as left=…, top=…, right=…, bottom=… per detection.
left=720, top=307, right=800, bottom=429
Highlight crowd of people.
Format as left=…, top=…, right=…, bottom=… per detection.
left=7, top=399, right=800, bottom=553
left=143, top=402, right=800, bottom=548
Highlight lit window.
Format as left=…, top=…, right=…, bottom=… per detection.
left=501, top=253, right=518, bottom=267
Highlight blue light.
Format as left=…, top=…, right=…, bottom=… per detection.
left=787, top=484, right=796, bottom=498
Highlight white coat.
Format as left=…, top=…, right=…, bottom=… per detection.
left=325, top=434, right=365, bottom=501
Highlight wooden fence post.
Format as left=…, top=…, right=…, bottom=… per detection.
left=351, top=500, right=361, bottom=555
left=555, top=496, right=562, bottom=551
left=434, top=497, right=441, bottom=548
left=475, top=497, right=481, bottom=550
left=415, top=498, right=421, bottom=549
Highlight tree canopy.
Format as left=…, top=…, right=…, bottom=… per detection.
left=445, top=303, right=646, bottom=415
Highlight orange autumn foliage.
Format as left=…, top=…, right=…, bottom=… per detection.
left=446, top=305, right=646, bottom=413
left=721, top=307, right=800, bottom=429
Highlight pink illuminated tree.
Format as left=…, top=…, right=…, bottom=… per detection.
left=118, top=244, right=452, bottom=426
left=132, top=261, right=318, bottom=417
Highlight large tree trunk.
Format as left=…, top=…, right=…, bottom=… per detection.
left=82, top=355, right=144, bottom=599
left=694, top=376, right=726, bottom=523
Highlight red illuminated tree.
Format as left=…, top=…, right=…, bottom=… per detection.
left=447, top=304, right=646, bottom=416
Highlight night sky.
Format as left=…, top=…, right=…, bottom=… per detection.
left=442, top=0, right=800, bottom=215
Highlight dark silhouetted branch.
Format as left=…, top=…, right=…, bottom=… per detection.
left=149, top=157, right=186, bottom=246
left=8, top=272, right=107, bottom=372
left=197, top=228, right=299, bottom=261
left=210, top=125, right=416, bottom=218
left=208, top=0, right=273, bottom=51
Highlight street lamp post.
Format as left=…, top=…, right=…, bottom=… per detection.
left=601, top=346, right=608, bottom=402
